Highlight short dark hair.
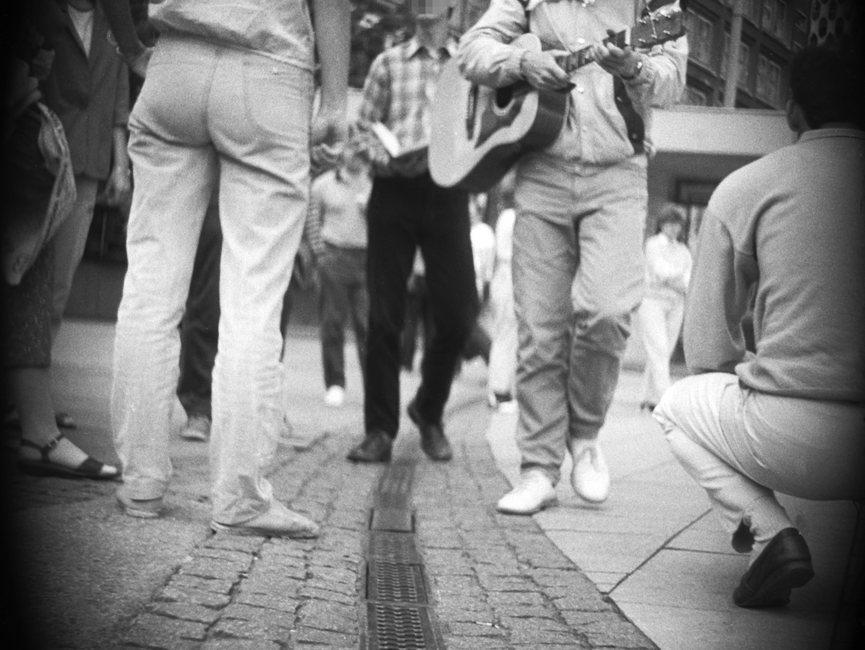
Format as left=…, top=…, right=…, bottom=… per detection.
left=655, top=203, right=687, bottom=229
left=789, top=40, right=864, bottom=129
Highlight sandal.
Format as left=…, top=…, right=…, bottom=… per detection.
left=18, top=433, right=119, bottom=480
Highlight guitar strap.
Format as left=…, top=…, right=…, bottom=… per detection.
left=613, top=77, right=646, bottom=155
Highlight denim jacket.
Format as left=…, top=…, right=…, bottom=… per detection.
left=149, top=0, right=315, bottom=70
left=456, top=0, right=688, bottom=166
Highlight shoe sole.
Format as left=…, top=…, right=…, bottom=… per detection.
left=497, top=496, right=558, bottom=516
left=116, top=497, right=163, bottom=519
left=734, top=560, right=815, bottom=608
left=181, top=433, right=208, bottom=442
left=210, top=521, right=319, bottom=539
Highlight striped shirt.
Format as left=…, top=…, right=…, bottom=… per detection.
left=358, top=36, right=457, bottom=176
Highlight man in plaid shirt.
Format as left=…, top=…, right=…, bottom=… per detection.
left=347, top=0, right=478, bottom=463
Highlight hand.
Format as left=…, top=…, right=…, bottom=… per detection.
left=126, top=47, right=153, bottom=79
left=311, top=104, right=347, bottom=170
left=105, top=165, right=132, bottom=207
left=389, top=148, right=428, bottom=178
left=591, top=34, right=641, bottom=78
left=519, top=49, right=573, bottom=91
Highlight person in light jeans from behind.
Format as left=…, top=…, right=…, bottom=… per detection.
left=111, top=0, right=349, bottom=538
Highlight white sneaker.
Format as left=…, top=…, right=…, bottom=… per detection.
left=324, top=386, right=345, bottom=408
left=181, top=414, right=211, bottom=442
left=569, top=438, right=610, bottom=503
left=496, top=470, right=557, bottom=515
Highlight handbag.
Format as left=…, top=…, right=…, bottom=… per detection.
left=2, top=102, right=77, bottom=285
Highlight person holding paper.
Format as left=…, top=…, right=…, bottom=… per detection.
left=347, top=0, right=478, bottom=463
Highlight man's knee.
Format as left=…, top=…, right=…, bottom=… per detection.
left=573, top=311, right=632, bottom=356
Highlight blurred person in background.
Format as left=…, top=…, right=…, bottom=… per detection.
left=638, top=203, right=691, bottom=412
left=347, top=0, right=478, bottom=464
left=305, top=132, right=372, bottom=409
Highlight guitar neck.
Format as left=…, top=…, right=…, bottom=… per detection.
left=559, top=29, right=629, bottom=74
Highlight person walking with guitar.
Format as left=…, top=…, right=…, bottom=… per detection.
left=454, top=0, right=687, bottom=514
left=345, top=0, right=479, bottom=463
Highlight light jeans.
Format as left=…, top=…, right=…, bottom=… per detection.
left=654, top=373, right=865, bottom=541
left=512, top=154, right=647, bottom=485
left=488, top=263, right=517, bottom=397
left=638, top=295, right=684, bottom=406
left=51, top=175, right=99, bottom=337
left=112, top=36, right=313, bottom=525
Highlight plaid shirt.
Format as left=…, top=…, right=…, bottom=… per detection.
left=358, top=36, right=457, bottom=176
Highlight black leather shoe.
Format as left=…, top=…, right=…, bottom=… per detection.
left=346, top=430, right=393, bottom=463
left=733, top=527, right=814, bottom=608
left=407, top=400, right=453, bottom=461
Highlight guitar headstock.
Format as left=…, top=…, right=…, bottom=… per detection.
left=626, top=9, right=686, bottom=50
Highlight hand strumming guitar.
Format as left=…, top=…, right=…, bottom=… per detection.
left=518, top=48, right=573, bottom=91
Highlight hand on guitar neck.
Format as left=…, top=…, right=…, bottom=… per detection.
left=590, top=30, right=643, bottom=80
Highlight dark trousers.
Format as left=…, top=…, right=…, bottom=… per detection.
left=364, top=172, right=478, bottom=436
left=318, top=244, right=368, bottom=390
left=400, top=274, right=433, bottom=371
left=177, top=198, right=221, bottom=419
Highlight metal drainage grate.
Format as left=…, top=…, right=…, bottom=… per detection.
left=368, top=531, right=421, bottom=564
left=370, top=507, right=414, bottom=533
left=367, top=603, right=439, bottom=650
left=376, top=464, right=413, bottom=509
left=367, top=561, right=427, bottom=604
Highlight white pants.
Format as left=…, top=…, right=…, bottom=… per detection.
left=487, top=264, right=517, bottom=397
left=638, top=295, right=684, bottom=405
left=654, top=373, right=865, bottom=542
left=112, top=37, right=312, bottom=524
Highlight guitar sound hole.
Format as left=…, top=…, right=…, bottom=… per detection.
left=495, top=86, right=515, bottom=109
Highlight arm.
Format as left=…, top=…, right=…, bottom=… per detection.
left=310, top=0, right=350, bottom=166
left=105, top=60, right=131, bottom=206
left=97, top=0, right=150, bottom=77
left=105, top=126, right=131, bottom=206
left=591, top=2, right=688, bottom=109
left=683, top=209, right=754, bottom=375
left=457, top=0, right=571, bottom=91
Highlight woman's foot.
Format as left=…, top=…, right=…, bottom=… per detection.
left=18, top=433, right=119, bottom=480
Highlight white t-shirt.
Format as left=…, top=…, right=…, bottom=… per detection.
left=68, top=5, right=95, bottom=56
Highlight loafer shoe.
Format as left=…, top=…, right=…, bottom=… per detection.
left=116, top=484, right=163, bottom=519
left=733, top=527, right=814, bottom=608
left=569, top=438, right=610, bottom=504
left=181, top=414, right=210, bottom=442
left=347, top=429, right=393, bottom=463
left=211, top=501, right=320, bottom=538
left=407, top=399, right=453, bottom=461
left=497, top=470, right=557, bottom=515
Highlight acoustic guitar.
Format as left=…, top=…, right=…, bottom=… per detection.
left=429, top=9, right=685, bottom=192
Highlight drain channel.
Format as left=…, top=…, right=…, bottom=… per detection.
left=362, top=461, right=445, bottom=650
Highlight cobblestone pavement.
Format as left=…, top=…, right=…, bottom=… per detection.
left=1, top=327, right=654, bottom=650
